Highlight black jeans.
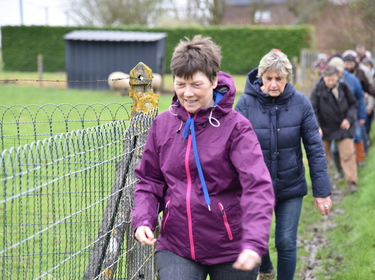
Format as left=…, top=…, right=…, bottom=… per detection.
left=155, top=250, right=259, bottom=280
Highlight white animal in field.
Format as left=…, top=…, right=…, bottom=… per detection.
left=151, top=73, right=163, bottom=94
left=107, top=71, right=129, bottom=96
left=108, top=71, right=162, bottom=96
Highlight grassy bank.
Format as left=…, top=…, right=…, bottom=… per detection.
left=314, top=130, right=375, bottom=279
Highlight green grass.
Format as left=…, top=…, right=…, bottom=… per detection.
left=0, top=83, right=131, bottom=105
left=311, top=130, right=375, bottom=279
left=0, top=71, right=247, bottom=110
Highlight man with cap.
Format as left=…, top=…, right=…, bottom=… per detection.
left=342, top=51, right=375, bottom=98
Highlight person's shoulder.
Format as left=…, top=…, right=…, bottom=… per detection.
left=227, top=109, right=253, bottom=126
left=290, top=88, right=310, bottom=103
left=344, top=71, right=358, bottom=82
left=235, top=94, right=255, bottom=111
left=356, top=67, right=367, bottom=78
left=151, top=110, right=176, bottom=125
left=154, top=110, right=169, bottom=120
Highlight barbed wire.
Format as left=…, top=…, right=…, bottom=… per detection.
left=0, top=76, right=153, bottom=83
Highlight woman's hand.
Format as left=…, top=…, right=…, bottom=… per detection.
left=232, top=249, right=261, bottom=271
left=135, top=225, right=157, bottom=245
left=340, top=119, right=350, bottom=130
left=314, top=196, right=332, bottom=216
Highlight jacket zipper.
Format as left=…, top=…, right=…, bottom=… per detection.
left=218, top=202, right=233, bottom=240
left=162, top=200, right=171, bottom=232
left=185, top=134, right=196, bottom=260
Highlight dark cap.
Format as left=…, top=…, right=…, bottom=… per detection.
left=343, top=55, right=356, bottom=62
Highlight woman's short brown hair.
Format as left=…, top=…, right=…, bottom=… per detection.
left=170, top=35, right=221, bottom=83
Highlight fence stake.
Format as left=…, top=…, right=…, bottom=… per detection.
left=38, top=54, right=43, bottom=87
left=83, top=62, right=159, bottom=280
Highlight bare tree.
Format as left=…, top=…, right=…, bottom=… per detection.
left=69, top=0, right=163, bottom=26
left=68, top=0, right=228, bottom=27
left=172, top=0, right=225, bottom=26
left=350, top=0, right=375, bottom=49
left=286, top=0, right=328, bottom=24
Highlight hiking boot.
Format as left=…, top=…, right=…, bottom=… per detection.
left=357, top=161, right=366, bottom=167
left=257, top=269, right=275, bottom=280
left=348, top=182, right=358, bottom=193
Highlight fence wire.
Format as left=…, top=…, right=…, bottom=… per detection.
left=0, top=103, right=158, bottom=279
left=0, top=103, right=134, bottom=152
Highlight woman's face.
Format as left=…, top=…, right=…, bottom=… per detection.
left=260, top=70, right=287, bottom=97
left=323, top=74, right=339, bottom=89
left=174, top=71, right=218, bottom=114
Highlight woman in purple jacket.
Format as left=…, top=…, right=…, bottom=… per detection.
left=131, top=35, right=275, bottom=280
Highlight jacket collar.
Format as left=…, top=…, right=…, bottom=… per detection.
left=244, top=68, right=295, bottom=104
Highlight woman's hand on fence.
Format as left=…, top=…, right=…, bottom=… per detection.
left=232, top=249, right=261, bottom=271
left=135, top=225, right=157, bottom=246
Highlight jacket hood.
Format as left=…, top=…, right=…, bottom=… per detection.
left=244, top=68, right=295, bottom=105
left=170, top=71, right=236, bottom=125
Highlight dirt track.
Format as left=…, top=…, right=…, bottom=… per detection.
left=299, top=181, right=345, bottom=279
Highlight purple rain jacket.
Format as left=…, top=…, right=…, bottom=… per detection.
left=131, top=71, right=275, bottom=265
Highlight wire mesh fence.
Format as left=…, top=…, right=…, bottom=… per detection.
left=0, top=102, right=158, bottom=279
left=0, top=103, right=134, bottom=151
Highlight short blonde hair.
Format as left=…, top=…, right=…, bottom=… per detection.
left=258, top=50, right=293, bottom=82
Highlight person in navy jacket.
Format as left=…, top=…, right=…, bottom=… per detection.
left=132, top=35, right=275, bottom=280
left=235, top=49, right=332, bottom=280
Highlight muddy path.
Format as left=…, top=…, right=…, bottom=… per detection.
left=299, top=181, right=345, bottom=279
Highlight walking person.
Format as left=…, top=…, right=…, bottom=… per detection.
left=131, top=35, right=275, bottom=280
left=327, top=56, right=366, bottom=174
left=310, top=65, right=358, bottom=192
left=235, top=49, right=332, bottom=280
left=342, top=51, right=375, bottom=164
left=361, top=57, right=375, bottom=145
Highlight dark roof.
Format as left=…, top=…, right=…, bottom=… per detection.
left=63, top=30, right=167, bottom=42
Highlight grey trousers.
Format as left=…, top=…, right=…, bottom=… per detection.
left=155, top=250, right=259, bottom=280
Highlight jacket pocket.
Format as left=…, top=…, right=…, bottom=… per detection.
left=162, top=200, right=171, bottom=233
left=218, top=202, right=233, bottom=241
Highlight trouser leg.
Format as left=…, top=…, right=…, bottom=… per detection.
left=274, top=197, right=303, bottom=280
left=336, top=138, right=357, bottom=184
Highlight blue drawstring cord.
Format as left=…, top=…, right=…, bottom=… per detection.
left=183, top=114, right=211, bottom=211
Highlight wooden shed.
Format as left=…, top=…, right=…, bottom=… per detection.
left=63, top=30, right=167, bottom=90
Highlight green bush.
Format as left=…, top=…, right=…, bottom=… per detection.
left=1, top=25, right=314, bottom=74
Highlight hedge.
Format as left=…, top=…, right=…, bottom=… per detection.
left=1, top=25, right=314, bottom=74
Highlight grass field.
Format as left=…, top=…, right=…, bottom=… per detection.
left=1, top=69, right=375, bottom=279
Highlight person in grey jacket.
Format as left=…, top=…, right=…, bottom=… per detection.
left=131, top=35, right=275, bottom=280
left=235, top=50, right=332, bottom=280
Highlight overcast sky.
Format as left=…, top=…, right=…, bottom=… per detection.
left=0, top=0, right=73, bottom=47
left=0, top=0, right=72, bottom=27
